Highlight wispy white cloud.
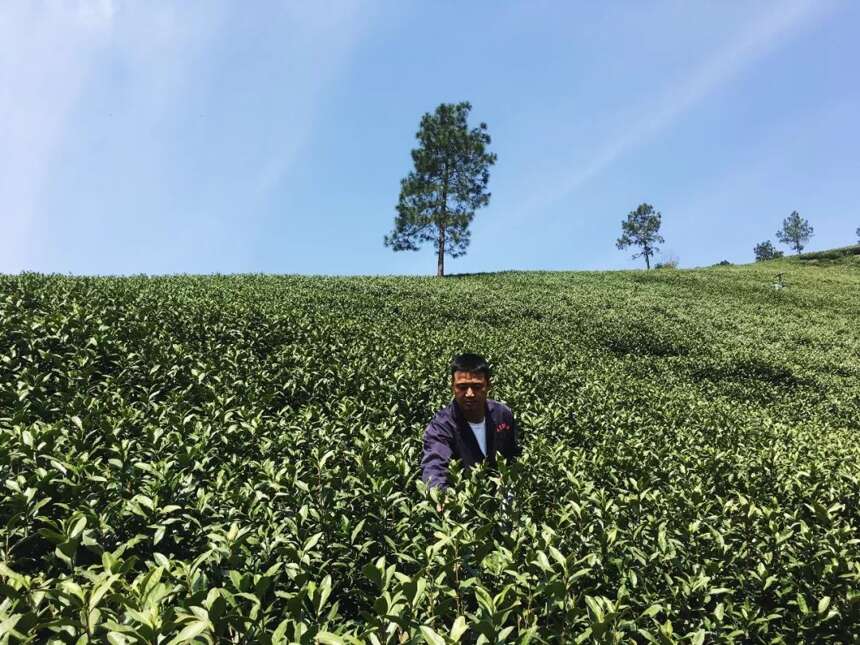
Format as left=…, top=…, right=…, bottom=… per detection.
left=0, top=1, right=227, bottom=273
left=0, top=1, right=114, bottom=272
left=0, top=0, right=373, bottom=273
left=517, top=0, right=830, bottom=216
left=251, top=1, right=374, bottom=198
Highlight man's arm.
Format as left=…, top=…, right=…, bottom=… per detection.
left=421, top=420, right=455, bottom=491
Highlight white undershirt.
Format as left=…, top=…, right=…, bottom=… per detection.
left=467, top=419, right=487, bottom=457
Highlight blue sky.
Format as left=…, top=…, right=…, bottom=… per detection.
left=2, top=0, right=858, bottom=276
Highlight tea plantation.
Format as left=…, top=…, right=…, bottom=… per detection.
left=1, top=259, right=859, bottom=643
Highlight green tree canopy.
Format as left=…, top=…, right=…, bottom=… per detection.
left=754, top=240, right=783, bottom=262
left=776, top=211, right=814, bottom=255
left=384, top=101, right=496, bottom=277
left=616, top=203, right=665, bottom=270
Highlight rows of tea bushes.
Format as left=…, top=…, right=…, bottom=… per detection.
left=1, top=264, right=859, bottom=643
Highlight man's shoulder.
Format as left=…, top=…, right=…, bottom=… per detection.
left=427, top=401, right=458, bottom=430
left=427, top=400, right=515, bottom=429
left=487, top=399, right=514, bottom=419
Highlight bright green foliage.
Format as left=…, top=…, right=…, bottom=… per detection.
left=616, top=204, right=665, bottom=270
left=1, top=263, right=859, bottom=643
left=776, top=211, right=814, bottom=255
left=384, top=101, right=496, bottom=277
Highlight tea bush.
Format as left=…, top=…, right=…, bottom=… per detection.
left=796, top=245, right=860, bottom=261
left=1, top=264, right=859, bottom=643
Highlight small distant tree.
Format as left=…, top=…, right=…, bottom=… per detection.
left=384, top=101, right=496, bottom=277
left=754, top=240, right=783, bottom=262
left=776, top=211, right=813, bottom=255
left=856, top=226, right=859, bottom=243
left=616, top=203, right=664, bottom=270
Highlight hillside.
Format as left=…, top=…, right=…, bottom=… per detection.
left=782, top=243, right=860, bottom=266
left=1, top=261, right=859, bottom=642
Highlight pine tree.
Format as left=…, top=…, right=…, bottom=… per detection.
left=776, top=211, right=814, bottom=255
left=384, top=102, right=496, bottom=277
left=616, top=203, right=665, bottom=270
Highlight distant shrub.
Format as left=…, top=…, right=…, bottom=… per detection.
left=754, top=240, right=783, bottom=261
left=716, top=260, right=732, bottom=266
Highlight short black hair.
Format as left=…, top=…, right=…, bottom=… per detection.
left=450, top=353, right=491, bottom=379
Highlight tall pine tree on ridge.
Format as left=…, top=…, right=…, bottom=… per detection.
left=384, top=102, right=496, bottom=277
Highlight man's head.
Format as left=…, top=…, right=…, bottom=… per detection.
left=450, top=353, right=491, bottom=422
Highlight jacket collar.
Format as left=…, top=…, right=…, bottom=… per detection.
left=450, top=399, right=497, bottom=463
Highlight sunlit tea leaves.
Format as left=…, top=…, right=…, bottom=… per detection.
left=1, top=264, right=858, bottom=642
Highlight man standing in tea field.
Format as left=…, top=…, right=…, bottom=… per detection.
left=421, top=353, right=521, bottom=491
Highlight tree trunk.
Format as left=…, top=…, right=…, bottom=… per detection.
left=437, top=222, right=446, bottom=277
left=437, top=162, right=449, bottom=277
left=644, top=246, right=651, bottom=270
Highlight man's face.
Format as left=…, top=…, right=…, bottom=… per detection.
left=451, top=370, right=489, bottom=420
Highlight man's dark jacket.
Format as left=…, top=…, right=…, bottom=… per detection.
left=421, top=398, right=521, bottom=490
